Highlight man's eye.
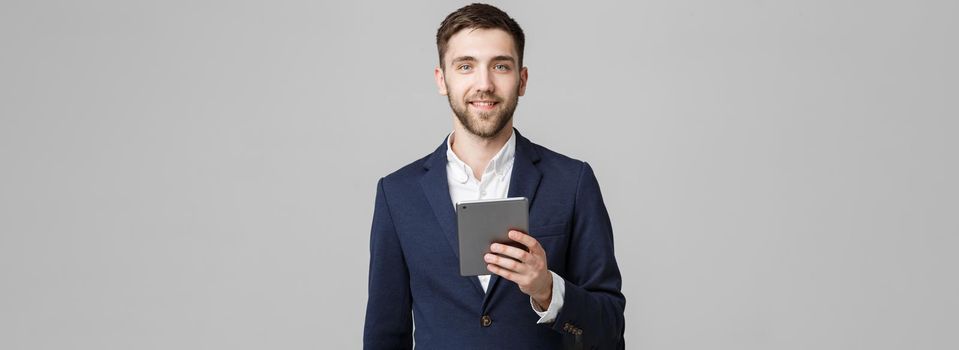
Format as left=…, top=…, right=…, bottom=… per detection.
left=494, top=64, right=510, bottom=71
left=458, top=64, right=472, bottom=72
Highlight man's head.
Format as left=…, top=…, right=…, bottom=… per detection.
left=434, top=3, right=528, bottom=139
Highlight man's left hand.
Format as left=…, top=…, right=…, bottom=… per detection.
left=485, top=230, right=553, bottom=309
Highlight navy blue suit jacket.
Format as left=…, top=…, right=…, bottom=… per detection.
left=364, top=130, right=625, bottom=349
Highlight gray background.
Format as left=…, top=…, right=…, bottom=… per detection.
left=1, top=0, right=956, bottom=349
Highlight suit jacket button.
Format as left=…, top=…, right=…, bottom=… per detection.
left=481, top=315, right=492, bottom=327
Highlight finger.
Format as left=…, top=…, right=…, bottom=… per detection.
left=486, top=263, right=518, bottom=282
left=508, top=230, right=543, bottom=255
left=490, top=242, right=532, bottom=263
left=485, top=253, right=526, bottom=273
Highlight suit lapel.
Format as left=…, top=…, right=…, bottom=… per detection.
left=482, top=129, right=543, bottom=310
left=419, top=136, right=486, bottom=297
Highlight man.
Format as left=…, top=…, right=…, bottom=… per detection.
left=364, top=4, right=625, bottom=349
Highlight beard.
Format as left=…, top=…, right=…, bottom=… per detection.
left=447, top=86, right=520, bottom=139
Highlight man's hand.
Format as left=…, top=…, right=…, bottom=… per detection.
left=485, top=230, right=553, bottom=309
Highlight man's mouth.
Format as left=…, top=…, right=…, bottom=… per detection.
left=469, top=100, right=499, bottom=111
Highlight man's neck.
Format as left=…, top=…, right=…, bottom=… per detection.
left=450, top=122, right=513, bottom=182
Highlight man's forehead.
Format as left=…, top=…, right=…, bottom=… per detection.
left=445, top=28, right=517, bottom=62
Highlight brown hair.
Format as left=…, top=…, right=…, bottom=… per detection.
left=436, top=3, right=525, bottom=70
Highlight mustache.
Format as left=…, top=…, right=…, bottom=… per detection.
left=467, top=93, right=501, bottom=102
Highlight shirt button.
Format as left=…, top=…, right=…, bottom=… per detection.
left=481, top=315, right=492, bottom=327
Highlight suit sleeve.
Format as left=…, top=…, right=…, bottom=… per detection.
left=363, top=178, right=413, bottom=350
left=549, top=162, right=626, bottom=349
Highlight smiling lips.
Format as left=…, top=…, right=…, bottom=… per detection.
left=469, top=100, right=499, bottom=111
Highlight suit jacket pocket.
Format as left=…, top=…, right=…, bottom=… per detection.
left=529, top=222, right=569, bottom=238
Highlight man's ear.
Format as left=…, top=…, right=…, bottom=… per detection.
left=518, top=66, right=528, bottom=96
left=434, top=66, right=448, bottom=96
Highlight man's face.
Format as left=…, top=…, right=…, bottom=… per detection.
left=435, top=28, right=528, bottom=139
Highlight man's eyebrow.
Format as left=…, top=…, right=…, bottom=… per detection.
left=491, top=55, right=516, bottom=64
left=450, top=56, right=476, bottom=65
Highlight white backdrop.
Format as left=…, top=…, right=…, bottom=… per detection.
left=1, top=1, right=956, bottom=349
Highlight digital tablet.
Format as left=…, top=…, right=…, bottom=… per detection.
left=455, top=197, right=529, bottom=276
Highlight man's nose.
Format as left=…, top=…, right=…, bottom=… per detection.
left=474, top=69, right=494, bottom=93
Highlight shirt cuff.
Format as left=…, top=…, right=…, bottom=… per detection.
left=530, top=270, right=565, bottom=324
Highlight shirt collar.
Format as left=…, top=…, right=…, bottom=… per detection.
left=446, top=129, right=516, bottom=183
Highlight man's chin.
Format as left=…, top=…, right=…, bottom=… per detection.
left=452, top=105, right=512, bottom=138
left=468, top=121, right=509, bottom=138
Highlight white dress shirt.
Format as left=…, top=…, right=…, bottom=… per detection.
left=445, top=129, right=565, bottom=324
